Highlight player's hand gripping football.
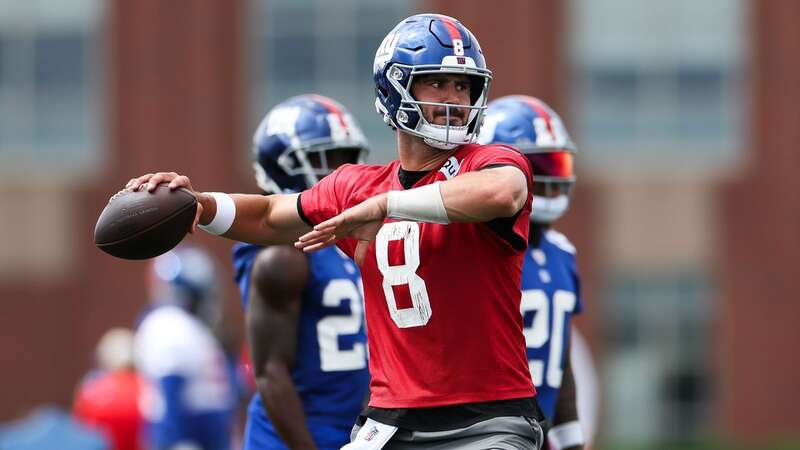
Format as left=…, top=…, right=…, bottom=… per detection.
left=294, top=193, right=388, bottom=265
left=126, top=172, right=205, bottom=233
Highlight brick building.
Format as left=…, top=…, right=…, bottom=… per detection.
left=0, top=0, right=796, bottom=445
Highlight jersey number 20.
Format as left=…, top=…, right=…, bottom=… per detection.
left=520, top=289, right=576, bottom=388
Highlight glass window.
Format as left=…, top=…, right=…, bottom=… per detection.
left=570, top=0, right=744, bottom=173
left=34, top=32, right=85, bottom=87
left=0, top=36, right=6, bottom=85
left=604, top=271, right=713, bottom=444
left=264, top=35, right=316, bottom=85
left=0, top=0, right=102, bottom=175
left=251, top=0, right=416, bottom=164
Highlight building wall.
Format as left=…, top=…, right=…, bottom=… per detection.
left=718, top=0, right=800, bottom=438
left=1, top=0, right=798, bottom=443
left=0, top=0, right=246, bottom=420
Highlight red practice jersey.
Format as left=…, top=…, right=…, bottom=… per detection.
left=74, top=370, right=145, bottom=450
left=300, top=144, right=536, bottom=408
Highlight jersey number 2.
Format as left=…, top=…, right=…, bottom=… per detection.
left=520, top=289, right=576, bottom=388
left=376, top=221, right=432, bottom=328
left=317, top=279, right=367, bottom=371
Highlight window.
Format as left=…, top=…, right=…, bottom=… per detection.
left=604, top=271, right=713, bottom=444
left=570, top=0, right=745, bottom=173
left=0, top=0, right=103, bottom=175
left=251, top=0, right=416, bottom=163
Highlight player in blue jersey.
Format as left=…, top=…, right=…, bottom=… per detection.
left=134, top=246, right=237, bottom=450
left=480, top=95, right=586, bottom=450
left=232, top=94, right=371, bottom=450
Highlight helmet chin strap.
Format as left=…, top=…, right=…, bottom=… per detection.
left=531, top=194, right=570, bottom=223
left=417, top=112, right=470, bottom=150
left=423, top=136, right=460, bottom=150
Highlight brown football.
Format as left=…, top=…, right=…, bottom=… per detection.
left=94, top=185, right=197, bottom=260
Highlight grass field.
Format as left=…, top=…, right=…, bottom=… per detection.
left=600, top=439, right=800, bottom=450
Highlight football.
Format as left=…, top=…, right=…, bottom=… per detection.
left=94, top=185, right=197, bottom=260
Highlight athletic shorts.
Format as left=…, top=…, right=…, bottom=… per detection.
left=349, top=415, right=543, bottom=450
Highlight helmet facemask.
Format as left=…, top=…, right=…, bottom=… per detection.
left=383, top=63, right=492, bottom=150
left=531, top=179, right=574, bottom=224
left=276, top=140, right=369, bottom=190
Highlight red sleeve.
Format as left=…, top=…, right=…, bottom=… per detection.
left=299, top=165, right=349, bottom=226
left=298, top=165, right=359, bottom=258
left=464, top=145, right=533, bottom=252
left=464, top=144, right=533, bottom=180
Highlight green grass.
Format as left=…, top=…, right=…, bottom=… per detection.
left=596, top=438, right=800, bottom=450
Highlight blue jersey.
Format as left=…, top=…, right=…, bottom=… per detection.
left=520, top=229, right=583, bottom=422
left=232, top=244, right=370, bottom=450
left=134, top=305, right=236, bottom=450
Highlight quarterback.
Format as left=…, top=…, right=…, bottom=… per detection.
left=128, top=14, right=544, bottom=449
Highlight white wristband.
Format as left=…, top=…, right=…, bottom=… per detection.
left=198, top=192, right=236, bottom=235
left=386, top=181, right=449, bottom=224
left=548, top=421, right=585, bottom=450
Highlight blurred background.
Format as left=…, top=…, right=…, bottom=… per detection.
left=0, top=0, right=798, bottom=449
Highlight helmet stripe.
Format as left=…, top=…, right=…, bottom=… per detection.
left=521, top=96, right=555, bottom=136
left=436, top=16, right=463, bottom=44
left=311, top=94, right=349, bottom=132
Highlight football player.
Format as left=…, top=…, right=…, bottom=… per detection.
left=479, top=95, right=586, bottom=450
left=232, top=94, right=370, bottom=450
left=134, top=246, right=237, bottom=450
left=73, top=328, right=144, bottom=450
left=129, top=14, right=545, bottom=449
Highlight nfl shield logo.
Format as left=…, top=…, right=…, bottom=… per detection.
left=365, top=426, right=380, bottom=441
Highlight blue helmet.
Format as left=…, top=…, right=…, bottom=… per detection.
left=373, top=14, right=492, bottom=149
left=478, top=95, right=577, bottom=223
left=148, top=246, right=219, bottom=325
left=252, top=94, right=369, bottom=194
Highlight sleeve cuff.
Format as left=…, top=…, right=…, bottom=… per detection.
left=296, top=193, right=314, bottom=227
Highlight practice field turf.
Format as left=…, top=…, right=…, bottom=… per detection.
left=601, top=439, right=800, bottom=450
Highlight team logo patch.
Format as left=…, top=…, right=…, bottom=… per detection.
left=343, top=418, right=398, bottom=449
left=375, top=32, right=399, bottom=71
left=364, top=426, right=380, bottom=441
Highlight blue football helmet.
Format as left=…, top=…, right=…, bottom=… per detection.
left=148, top=246, right=220, bottom=325
left=374, top=14, right=492, bottom=150
left=478, top=95, right=577, bottom=223
left=252, top=94, right=369, bottom=194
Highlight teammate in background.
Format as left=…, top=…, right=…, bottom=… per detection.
left=479, top=95, right=585, bottom=450
left=232, top=94, right=370, bottom=450
left=128, top=14, right=545, bottom=449
left=74, top=328, right=145, bottom=450
left=134, top=247, right=236, bottom=450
